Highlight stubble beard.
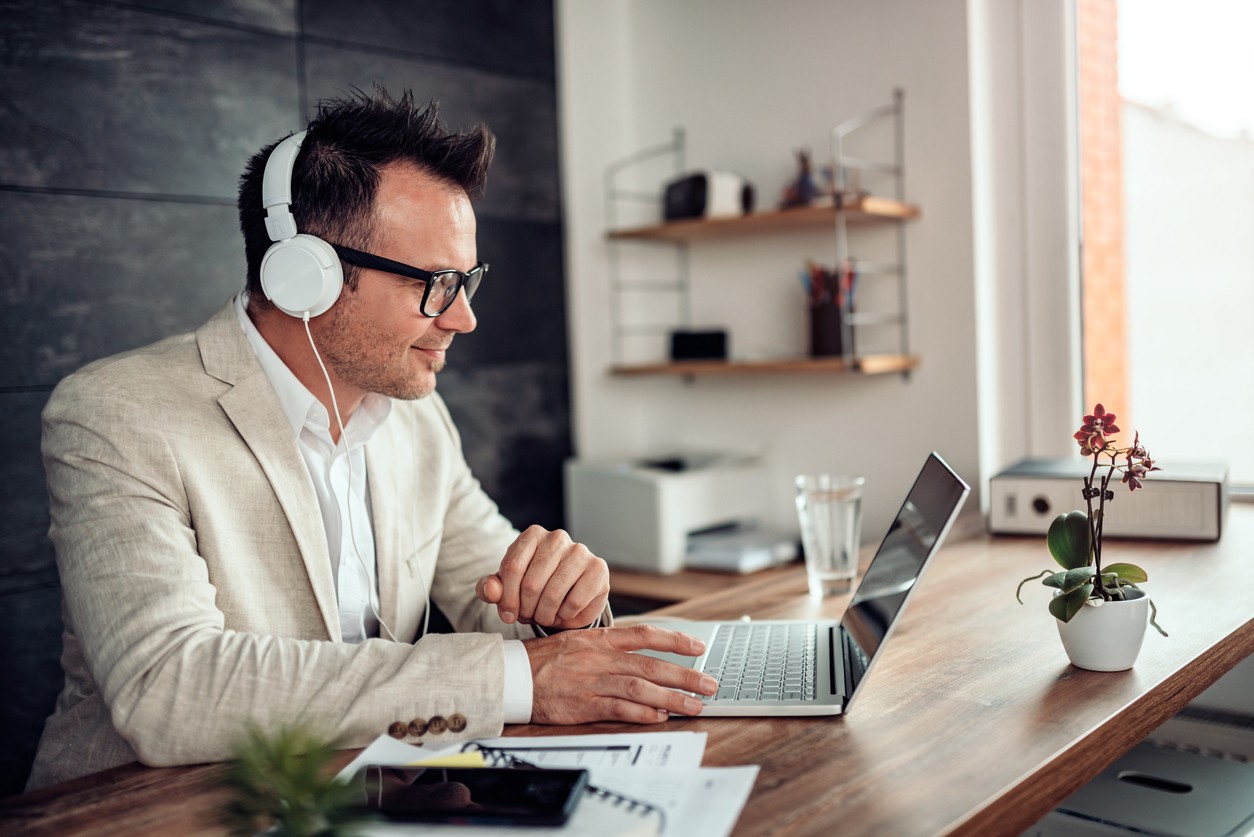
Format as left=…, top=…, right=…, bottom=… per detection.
left=316, top=303, right=444, bottom=402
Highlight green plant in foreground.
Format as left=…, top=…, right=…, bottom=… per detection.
left=220, top=725, right=364, bottom=837
left=1016, top=403, right=1168, bottom=636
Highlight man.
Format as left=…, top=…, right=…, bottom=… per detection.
left=27, top=89, right=714, bottom=791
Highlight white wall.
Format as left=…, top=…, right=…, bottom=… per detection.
left=556, top=0, right=995, bottom=544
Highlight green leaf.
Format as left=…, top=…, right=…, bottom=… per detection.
left=1048, top=583, right=1093, bottom=623
left=1042, top=567, right=1094, bottom=593
left=1041, top=570, right=1068, bottom=590
left=1047, top=511, right=1092, bottom=570
left=1059, top=567, right=1095, bottom=593
left=1102, top=562, right=1148, bottom=584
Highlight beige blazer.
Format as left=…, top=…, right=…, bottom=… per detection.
left=28, top=302, right=540, bottom=790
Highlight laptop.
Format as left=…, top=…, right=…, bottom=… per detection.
left=641, top=451, right=970, bottom=716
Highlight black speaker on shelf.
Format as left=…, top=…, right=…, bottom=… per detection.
left=663, top=171, right=754, bottom=221
left=669, top=329, right=728, bottom=360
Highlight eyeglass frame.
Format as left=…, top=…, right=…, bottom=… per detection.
left=330, top=244, right=488, bottom=318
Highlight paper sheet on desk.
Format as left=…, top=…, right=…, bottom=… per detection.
left=463, top=733, right=757, bottom=837
left=336, top=732, right=757, bottom=837
left=471, top=731, right=707, bottom=769
left=337, top=731, right=707, bottom=780
left=579, top=764, right=758, bottom=837
left=336, top=736, right=481, bottom=780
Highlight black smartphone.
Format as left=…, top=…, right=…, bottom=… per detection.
left=353, top=765, right=589, bottom=827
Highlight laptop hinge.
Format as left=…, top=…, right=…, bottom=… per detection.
left=829, top=626, right=843, bottom=701
left=839, top=629, right=856, bottom=707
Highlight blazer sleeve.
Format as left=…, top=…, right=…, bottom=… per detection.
left=41, top=365, right=511, bottom=772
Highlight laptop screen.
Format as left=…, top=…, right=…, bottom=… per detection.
left=839, top=452, right=970, bottom=707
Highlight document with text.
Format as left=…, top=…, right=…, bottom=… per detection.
left=337, top=731, right=756, bottom=837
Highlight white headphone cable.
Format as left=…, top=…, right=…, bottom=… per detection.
left=301, top=312, right=436, bottom=644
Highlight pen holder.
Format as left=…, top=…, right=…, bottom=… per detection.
left=808, top=302, right=843, bottom=357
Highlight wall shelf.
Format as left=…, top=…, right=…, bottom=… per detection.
left=607, top=195, right=920, bottom=242
left=602, top=89, right=916, bottom=378
left=610, top=353, right=920, bottom=378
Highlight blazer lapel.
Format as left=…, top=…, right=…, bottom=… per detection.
left=197, top=302, right=341, bottom=640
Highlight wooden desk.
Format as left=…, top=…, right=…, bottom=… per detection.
left=5, top=506, right=1253, bottom=836
left=609, top=561, right=804, bottom=613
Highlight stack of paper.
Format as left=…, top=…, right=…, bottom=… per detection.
left=337, top=731, right=758, bottom=837
left=686, top=524, right=800, bottom=573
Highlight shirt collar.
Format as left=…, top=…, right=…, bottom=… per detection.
left=234, top=292, right=392, bottom=446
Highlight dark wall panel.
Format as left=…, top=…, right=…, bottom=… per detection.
left=302, top=43, right=560, bottom=222
left=0, top=586, right=63, bottom=799
left=0, top=0, right=298, bottom=198
left=439, top=361, right=571, bottom=531
left=117, top=0, right=299, bottom=33
left=302, top=0, right=555, bottom=80
left=0, top=192, right=245, bottom=388
left=0, top=391, right=56, bottom=584
left=0, top=391, right=60, bottom=799
left=456, top=217, right=569, bottom=367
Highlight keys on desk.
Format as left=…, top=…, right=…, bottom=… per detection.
left=701, top=623, right=817, bottom=703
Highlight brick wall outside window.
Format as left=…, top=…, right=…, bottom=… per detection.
left=1078, top=0, right=1132, bottom=428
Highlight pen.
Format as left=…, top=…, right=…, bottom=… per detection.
left=805, top=260, right=822, bottom=304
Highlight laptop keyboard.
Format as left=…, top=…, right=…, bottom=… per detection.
left=701, top=623, right=818, bottom=703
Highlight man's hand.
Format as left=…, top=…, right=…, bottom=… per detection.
left=524, top=625, right=717, bottom=724
left=475, top=525, right=609, bottom=631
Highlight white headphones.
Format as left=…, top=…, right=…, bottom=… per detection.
left=259, top=131, right=343, bottom=318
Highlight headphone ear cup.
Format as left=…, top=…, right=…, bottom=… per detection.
left=259, top=234, right=343, bottom=318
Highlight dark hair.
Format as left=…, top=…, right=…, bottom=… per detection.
left=237, top=87, right=495, bottom=303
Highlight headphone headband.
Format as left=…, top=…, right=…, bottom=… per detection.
left=262, top=131, right=306, bottom=242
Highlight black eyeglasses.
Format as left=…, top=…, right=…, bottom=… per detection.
left=331, top=244, right=488, bottom=318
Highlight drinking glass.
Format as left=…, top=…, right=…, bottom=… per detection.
left=795, top=474, right=865, bottom=597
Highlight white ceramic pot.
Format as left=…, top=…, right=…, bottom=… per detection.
left=1054, top=588, right=1150, bottom=671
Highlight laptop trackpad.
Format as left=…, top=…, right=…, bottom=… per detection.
left=634, top=621, right=719, bottom=669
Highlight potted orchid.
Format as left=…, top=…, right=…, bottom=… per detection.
left=1016, top=404, right=1168, bottom=671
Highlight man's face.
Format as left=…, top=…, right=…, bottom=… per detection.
left=315, top=163, right=478, bottom=402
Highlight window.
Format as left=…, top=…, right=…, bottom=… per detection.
left=1077, top=0, right=1254, bottom=487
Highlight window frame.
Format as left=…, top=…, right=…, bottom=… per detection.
left=971, top=0, right=1084, bottom=495
left=971, top=0, right=1251, bottom=498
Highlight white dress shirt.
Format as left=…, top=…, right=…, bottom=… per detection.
left=234, top=293, right=532, bottom=722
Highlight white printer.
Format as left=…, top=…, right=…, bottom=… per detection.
left=564, top=452, right=767, bottom=574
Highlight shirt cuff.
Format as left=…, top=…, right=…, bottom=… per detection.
left=501, top=639, right=533, bottom=724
